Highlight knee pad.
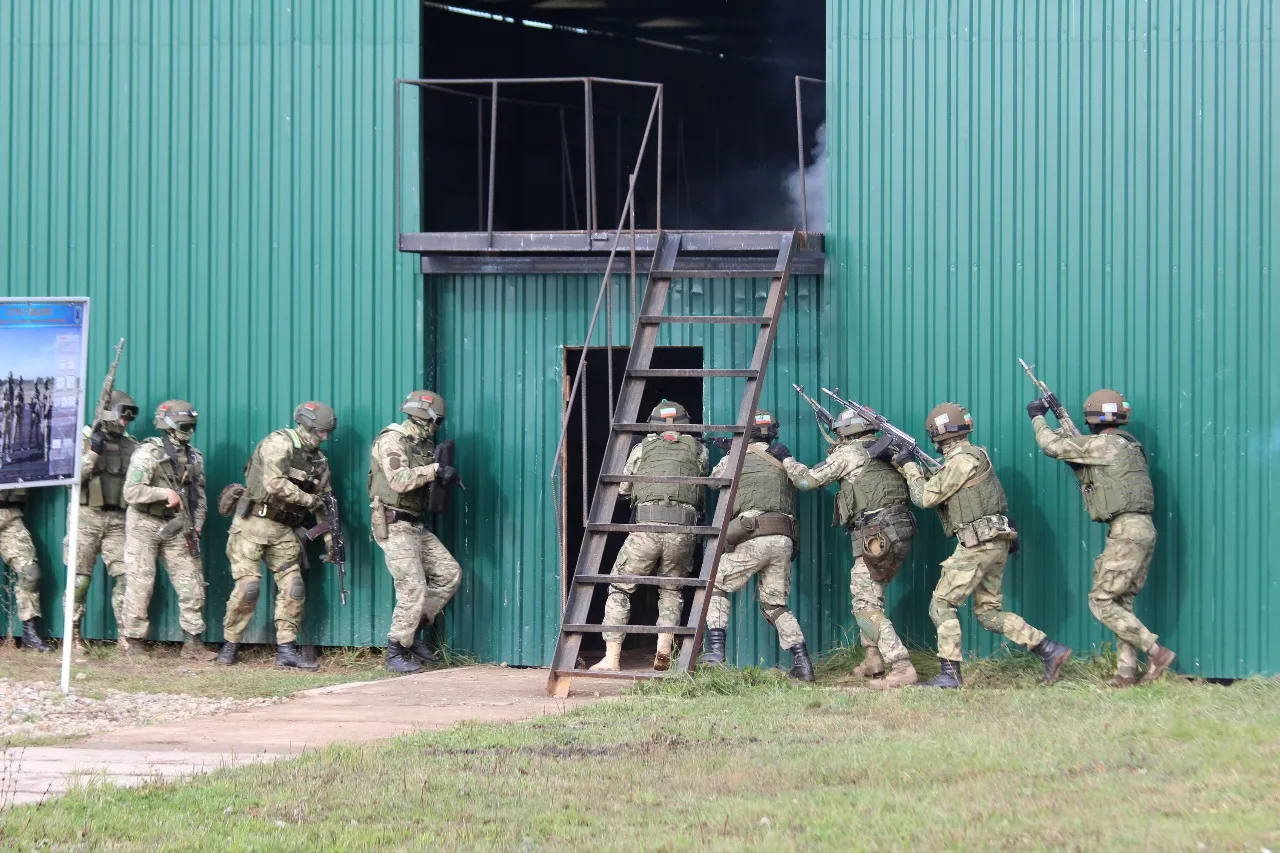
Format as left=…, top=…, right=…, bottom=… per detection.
left=289, top=576, right=305, bottom=600
left=16, top=562, right=39, bottom=589
left=241, top=578, right=261, bottom=605
left=975, top=609, right=1004, bottom=632
left=854, top=614, right=878, bottom=641
left=758, top=601, right=788, bottom=625
left=928, top=596, right=954, bottom=627
left=74, top=573, right=93, bottom=602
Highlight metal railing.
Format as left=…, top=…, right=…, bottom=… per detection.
left=394, top=77, right=664, bottom=240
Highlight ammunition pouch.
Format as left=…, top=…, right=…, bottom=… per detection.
left=725, top=512, right=798, bottom=553
left=156, top=516, right=187, bottom=542
left=635, top=503, right=698, bottom=526
left=218, top=483, right=246, bottom=517
left=250, top=501, right=309, bottom=529
left=852, top=506, right=916, bottom=583
left=955, top=514, right=1016, bottom=548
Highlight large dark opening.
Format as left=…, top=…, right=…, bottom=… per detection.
left=563, top=345, right=703, bottom=656
left=417, top=3, right=826, bottom=233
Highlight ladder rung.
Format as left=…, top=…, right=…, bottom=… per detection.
left=612, top=423, right=745, bottom=434
left=638, top=315, right=771, bottom=325
left=573, top=574, right=709, bottom=588
left=597, top=474, right=731, bottom=487
left=552, top=668, right=668, bottom=681
left=630, top=369, right=758, bottom=379
left=561, top=624, right=698, bottom=636
left=653, top=269, right=784, bottom=279
left=587, top=523, right=721, bottom=536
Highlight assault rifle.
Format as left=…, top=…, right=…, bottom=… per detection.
left=1017, top=358, right=1082, bottom=437
left=95, top=338, right=125, bottom=427
left=820, top=388, right=943, bottom=473
left=792, top=384, right=837, bottom=444
left=306, top=492, right=348, bottom=605
left=427, top=439, right=465, bottom=515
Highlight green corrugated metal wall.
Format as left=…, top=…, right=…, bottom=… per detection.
left=827, top=0, right=1278, bottom=677
left=431, top=274, right=855, bottom=667
left=0, top=0, right=422, bottom=645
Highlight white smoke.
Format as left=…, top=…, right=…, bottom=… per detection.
left=784, top=122, right=826, bottom=231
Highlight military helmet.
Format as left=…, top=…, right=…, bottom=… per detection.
left=154, top=399, right=199, bottom=433
left=294, top=401, right=337, bottom=433
left=401, top=390, right=446, bottom=424
left=103, top=390, right=139, bottom=423
left=832, top=407, right=875, bottom=438
left=750, top=409, right=779, bottom=442
left=649, top=400, right=690, bottom=425
left=1083, top=389, right=1131, bottom=425
left=924, top=402, right=973, bottom=442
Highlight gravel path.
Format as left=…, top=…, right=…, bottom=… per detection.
left=1, top=679, right=284, bottom=741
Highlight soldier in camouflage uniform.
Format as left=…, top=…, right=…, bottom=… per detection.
left=1028, top=389, right=1176, bottom=686
left=701, top=410, right=812, bottom=681
left=369, top=390, right=463, bottom=675
left=66, top=390, right=140, bottom=652
left=590, top=400, right=708, bottom=673
left=783, top=407, right=919, bottom=688
left=0, top=488, right=50, bottom=651
left=216, top=402, right=336, bottom=671
left=122, top=400, right=212, bottom=660
left=897, top=403, right=1072, bottom=688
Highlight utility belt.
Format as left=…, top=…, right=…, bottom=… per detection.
left=249, top=500, right=310, bottom=529
left=954, top=514, right=1017, bottom=548
left=384, top=507, right=422, bottom=526
left=635, top=502, right=698, bottom=526
left=142, top=503, right=181, bottom=520
left=849, top=504, right=914, bottom=533
left=725, top=511, right=797, bottom=552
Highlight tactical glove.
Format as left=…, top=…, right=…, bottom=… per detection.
left=1026, top=397, right=1052, bottom=419
left=435, top=465, right=459, bottom=486
left=892, top=445, right=915, bottom=467
left=89, top=429, right=107, bottom=455
left=766, top=442, right=792, bottom=462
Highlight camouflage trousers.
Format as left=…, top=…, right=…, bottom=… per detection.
left=1091, top=513, right=1159, bottom=678
left=929, top=539, right=1046, bottom=661
left=707, top=534, right=804, bottom=649
left=223, top=515, right=304, bottom=644
left=850, top=550, right=910, bottom=667
left=376, top=520, right=462, bottom=646
left=601, top=525, right=695, bottom=645
left=64, top=505, right=128, bottom=632
left=124, top=510, right=206, bottom=638
left=0, top=507, right=40, bottom=621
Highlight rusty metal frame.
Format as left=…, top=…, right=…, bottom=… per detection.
left=395, top=77, right=664, bottom=244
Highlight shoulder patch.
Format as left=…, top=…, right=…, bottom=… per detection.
left=129, top=467, right=146, bottom=483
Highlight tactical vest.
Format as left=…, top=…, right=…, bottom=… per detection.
left=139, top=437, right=203, bottom=517
left=245, top=429, right=325, bottom=509
left=367, top=424, right=435, bottom=516
left=82, top=427, right=139, bottom=509
left=938, top=445, right=1007, bottom=535
left=733, top=445, right=796, bottom=517
left=630, top=434, right=702, bottom=507
left=834, top=441, right=909, bottom=527
left=0, top=488, right=27, bottom=506
left=1073, top=431, right=1155, bottom=522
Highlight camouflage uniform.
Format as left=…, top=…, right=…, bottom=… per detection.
left=902, top=438, right=1046, bottom=661
left=0, top=490, right=41, bottom=622
left=368, top=422, right=461, bottom=646
left=122, top=438, right=208, bottom=638
left=707, top=443, right=804, bottom=650
left=222, top=429, right=330, bottom=645
left=67, top=426, right=138, bottom=634
left=600, top=433, right=708, bottom=645
left=1033, top=418, right=1159, bottom=680
left=784, top=441, right=912, bottom=668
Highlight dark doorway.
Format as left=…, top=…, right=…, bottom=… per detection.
left=562, top=345, right=704, bottom=654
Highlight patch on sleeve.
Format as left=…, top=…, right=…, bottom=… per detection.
left=129, top=468, right=145, bottom=483
left=388, top=455, right=402, bottom=470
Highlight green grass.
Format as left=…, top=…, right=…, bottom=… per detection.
left=0, top=643, right=395, bottom=700
left=3, top=668, right=1278, bottom=850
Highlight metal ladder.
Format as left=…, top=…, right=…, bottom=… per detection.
left=547, top=230, right=799, bottom=697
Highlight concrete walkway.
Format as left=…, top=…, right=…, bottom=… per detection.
left=2, top=666, right=622, bottom=807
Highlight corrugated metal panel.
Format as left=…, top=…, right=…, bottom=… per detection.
left=0, top=0, right=422, bottom=645
left=432, top=273, right=849, bottom=667
left=827, top=0, right=1278, bottom=677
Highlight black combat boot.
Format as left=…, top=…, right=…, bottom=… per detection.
left=386, top=641, right=424, bottom=675
left=1032, top=638, right=1073, bottom=685
left=215, top=641, right=239, bottom=666
left=20, top=619, right=51, bottom=652
left=700, top=628, right=727, bottom=666
left=787, top=643, right=815, bottom=682
left=276, top=641, right=319, bottom=671
left=920, top=659, right=962, bottom=688
left=407, top=620, right=440, bottom=664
